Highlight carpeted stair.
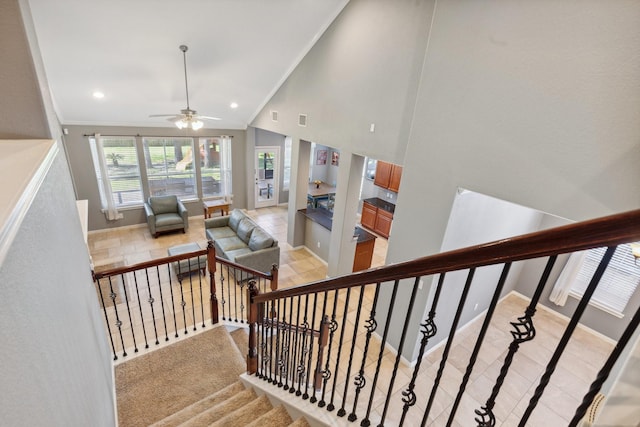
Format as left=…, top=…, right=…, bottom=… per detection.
left=116, top=325, right=311, bottom=427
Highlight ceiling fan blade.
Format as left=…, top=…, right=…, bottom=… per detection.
left=149, top=114, right=181, bottom=118
left=198, top=115, right=222, bottom=121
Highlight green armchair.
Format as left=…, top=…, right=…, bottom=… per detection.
left=144, top=195, right=189, bottom=238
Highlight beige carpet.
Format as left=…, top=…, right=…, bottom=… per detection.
left=115, top=326, right=246, bottom=426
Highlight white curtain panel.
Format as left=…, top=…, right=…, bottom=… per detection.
left=220, top=136, right=233, bottom=202
left=93, top=134, right=123, bottom=221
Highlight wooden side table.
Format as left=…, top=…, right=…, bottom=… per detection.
left=203, top=200, right=230, bottom=218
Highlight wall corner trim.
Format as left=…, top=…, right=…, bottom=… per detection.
left=0, top=139, right=58, bottom=266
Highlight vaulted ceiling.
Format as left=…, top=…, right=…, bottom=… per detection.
left=26, top=0, right=348, bottom=130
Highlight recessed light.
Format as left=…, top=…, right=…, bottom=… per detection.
left=230, top=102, right=238, bottom=109
left=93, top=91, right=105, bottom=99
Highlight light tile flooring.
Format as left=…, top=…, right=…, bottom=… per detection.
left=89, top=206, right=613, bottom=426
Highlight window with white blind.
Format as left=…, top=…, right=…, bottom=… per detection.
left=570, top=243, right=640, bottom=317
left=89, top=136, right=143, bottom=210
left=143, top=137, right=196, bottom=200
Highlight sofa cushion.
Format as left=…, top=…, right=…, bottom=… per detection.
left=155, top=213, right=184, bottom=227
left=236, top=218, right=255, bottom=243
left=206, top=226, right=237, bottom=241
left=149, top=196, right=178, bottom=215
left=225, top=248, right=254, bottom=262
left=248, top=227, right=275, bottom=251
left=215, top=236, right=248, bottom=253
left=228, top=210, right=245, bottom=232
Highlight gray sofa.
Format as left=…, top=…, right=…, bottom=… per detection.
left=205, top=209, right=279, bottom=274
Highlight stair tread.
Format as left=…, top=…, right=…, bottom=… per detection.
left=151, top=381, right=245, bottom=427
left=288, top=417, right=311, bottom=427
left=229, top=327, right=248, bottom=357
left=210, top=394, right=273, bottom=427
left=244, top=404, right=292, bottom=427
left=178, top=388, right=257, bottom=427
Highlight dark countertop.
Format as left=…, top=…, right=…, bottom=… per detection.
left=298, top=208, right=376, bottom=244
left=362, top=197, right=396, bottom=214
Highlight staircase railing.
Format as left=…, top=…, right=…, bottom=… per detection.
left=93, top=241, right=277, bottom=360
left=246, top=209, right=640, bottom=426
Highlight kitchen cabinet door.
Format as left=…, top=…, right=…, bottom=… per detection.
left=389, top=165, right=403, bottom=192
left=375, top=209, right=393, bottom=238
left=374, top=161, right=392, bottom=188
left=361, top=202, right=377, bottom=230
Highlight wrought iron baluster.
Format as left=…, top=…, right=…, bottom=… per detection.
left=186, top=262, right=197, bottom=332
left=165, top=264, right=179, bottom=338
left=107, top=276, right=128, bottom=358
left=219, top=266, right=227, bottom=321
left=311, top=291, right=330, bottom=403
left=328, top=287, right=352, bottom=411
left=278, top=298, right=288, bottom=387
left=176, top=266, right=188, bottom=335
left=118, top=272, right=139, bottom=353
left=419, top=269, right=476, bottom=427
left=233, top=267, right=238, bottom=322
left=517, top=248, right=616, bottom=427
left=283, top=296, right=294, bottom=391
left=378, top=277, right=421, bottom=427
left=239, top=278, right=246, bottom=323
left=361, top=281, right=399, bottom=427
left=259, top=294, right=269, bottom=380
left=475, top=256, right=557, bottom=427
left=274, top=298, right=282, bottom=386
left=319, top=289, right=340, bottom=408
left=268, top=300, right=275, bottom=384
left=289, top=295, right=302, bottom=393
left=349, top=284, right=381, bottom=422
left=446, top=263, right=512, bottom=426
left=132, top=272, right=150, bottom=347
left=569, top=303, right=640, bottom=426
left=296, top=294, right=310, bottom=396
left=94, top=277, right=118, bottom=359
left=143, top=269, right=160, bottom=345
left=399, top=274, right=445, bottom=426
left=338, top=285, right=366, bottom=417
left=154, top=266, right=169, bottom=341
left=303, top=293, right=319, bottom=400
left=197, top=257, right=205, bottom=327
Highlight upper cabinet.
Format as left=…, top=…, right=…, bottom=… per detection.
left=373, top=160, right=402, bottom=192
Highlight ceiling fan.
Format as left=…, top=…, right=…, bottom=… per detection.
left=149, top=45, right=221, bottom=130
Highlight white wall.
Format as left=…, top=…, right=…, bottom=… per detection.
left=0, top=150, right=115, bottom=426
left=386, top=0, right=640, bottom=359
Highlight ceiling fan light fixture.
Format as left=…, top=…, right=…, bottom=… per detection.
left=191, top=119, right=204, bottom=130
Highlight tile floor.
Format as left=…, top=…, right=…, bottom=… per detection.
left=89, top=206, right=613, bottom=426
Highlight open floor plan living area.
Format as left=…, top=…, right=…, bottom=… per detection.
left=2, top=0, right=640, bottom=426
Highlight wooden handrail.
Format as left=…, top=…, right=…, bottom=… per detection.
left=93, top=247, right=275, bottom=281
left=255, top=209, right=640, bottom=303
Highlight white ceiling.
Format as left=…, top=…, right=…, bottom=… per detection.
left=26, top=0, right=348, bottom=130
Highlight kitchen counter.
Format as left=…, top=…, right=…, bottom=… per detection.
left=298, top=208, right=377, bottom=271
left=362, top=197, right=395, bottom=214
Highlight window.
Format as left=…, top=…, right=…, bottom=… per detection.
left=143, top=137, right=196, bottom=200
left=570, top=243, right=640, bottom=317
left=89, top=136, right=142, bottom=218
left=199, top=137, right=226, bottom=198
left=283, top=136, right=292, bottom=191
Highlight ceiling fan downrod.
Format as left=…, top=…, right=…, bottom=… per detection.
left=179, top=45, right=192, bottom=112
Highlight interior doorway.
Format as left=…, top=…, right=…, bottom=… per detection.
left=255, top=147, right=279, bottom=208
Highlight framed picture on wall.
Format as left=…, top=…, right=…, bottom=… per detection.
left=317, top=150, right=327, bottom=165
left=331, top=150, right=339, bottom=166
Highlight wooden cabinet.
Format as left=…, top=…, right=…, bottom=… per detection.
left=353, top=238, right=375, bottom=272
left=389, top=164, right=402, bottom=192
left=374, top=161, right=393, bottom=188
left=374, top=161, right=402, bottom=192
left=361, top=200, right=393, bottom=239
left=374, top=208, right=393, bottom=238
left=361, top=201, right=377, bottom=230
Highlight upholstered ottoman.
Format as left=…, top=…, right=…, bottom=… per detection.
left=167, top=242, right=207, bottom=282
